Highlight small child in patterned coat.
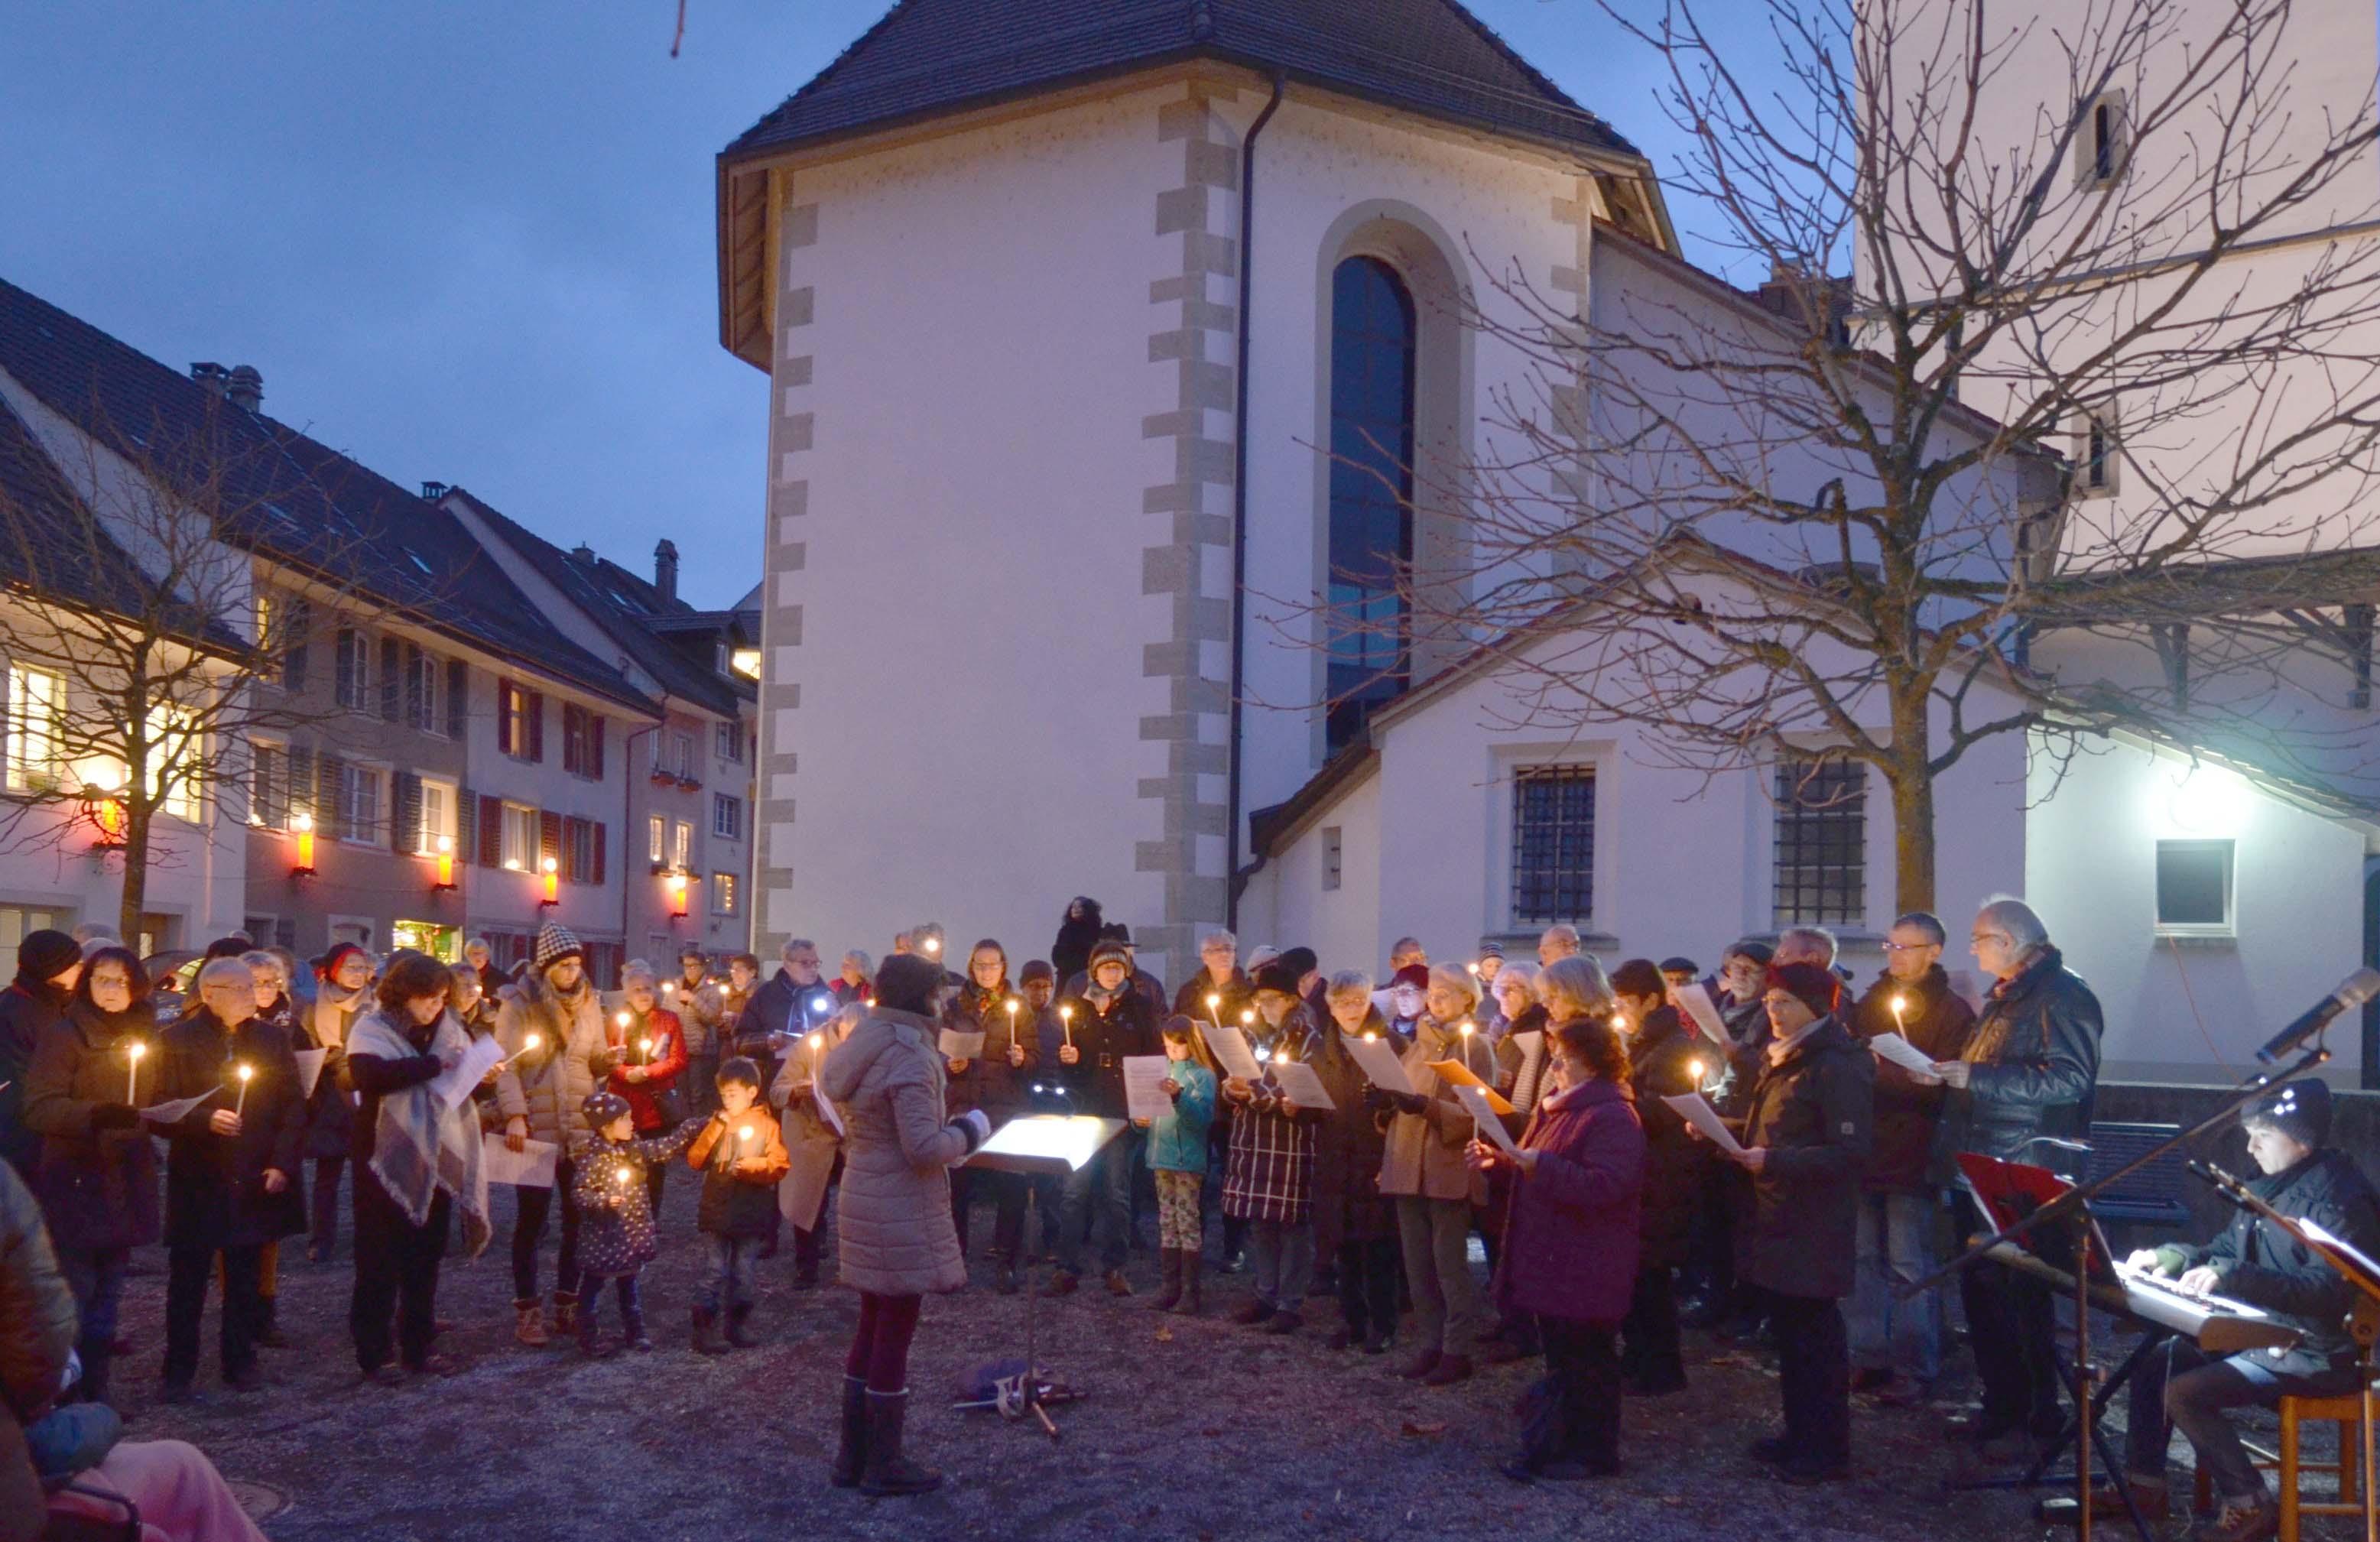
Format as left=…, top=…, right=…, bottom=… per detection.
left=572, top=1090, right=704, bottom=1355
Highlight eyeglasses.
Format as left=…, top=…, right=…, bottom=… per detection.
left=1881, top=940, right=1940, bottom=953
left=1970, top=932, right=2011, bottom=947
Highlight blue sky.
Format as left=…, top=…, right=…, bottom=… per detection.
left=0, top=1, right=1771, bottom=607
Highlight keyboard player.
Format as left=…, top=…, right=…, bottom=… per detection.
left=2101, top=1079, right=2380, bottom=1542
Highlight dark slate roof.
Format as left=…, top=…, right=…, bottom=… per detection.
left=726, top=0, right=1637, bottom=161
left=448, top=489, right=756, bottom=721
left=0, top=275, right=658, bottom=717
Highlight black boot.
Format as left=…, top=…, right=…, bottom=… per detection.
left=1150, top=1248, right=1183, bottom=1312
left=253, top=1294, right=288, bottom=1349
left=859, top=1388, right=942, bottom=1497
left=576, top=1300, right=609, bottom=1359
left=692, top=1306, right=728, bottom=1357
left=830, top=1375, right=868, bottom=1488
left=1174, top=1251, right=1203, bottom=1316
left=725, top=1303, right=759, bottom=1349
left=75, top=1342, right=112, bottom=1405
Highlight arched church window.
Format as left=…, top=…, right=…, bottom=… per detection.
left=1326, top=255, right=1417, bottom=750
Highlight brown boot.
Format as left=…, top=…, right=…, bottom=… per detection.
left=548, top=1290, right=579, bottom=1339
left=1174, top=1251, right=1203, bottom=1316
left=1150, top=1248, right=1183, bottom=1312
left=1420, top=1353, right=1473, bottom=1386
left=513, top=1298, right=550, bottom=1348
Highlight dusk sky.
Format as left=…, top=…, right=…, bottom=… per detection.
left=0, top=2, right=1772, bottom=609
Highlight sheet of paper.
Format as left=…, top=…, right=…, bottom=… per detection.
left=429, top=1033, right=505, bottom=1112
left=294, top=1048, right=329, bottom=1099
left=1867, top=1031, right=1943, bottom=1079
left=1661, top=1091, right=1745, bottom=1156
left=937, top=1029, right=986, bottom=1061
left=1674, top=982, right=1728, bottom=1044
left=969, top=1114, right=1119, bottom=1171
left=1265, top=1057, right=1335, bottom=1111
left=1426, top=1058, right=1515, bottom=1115
left=138, top=1087, right=218, bottom=1125
left=1455, top=1084, right=1524, bottom=1157
left=813, top=1079, right=845, bottom=1138
left=1122, top=1056, right=1177, bottom=1122
left=1344, top=1035, right=1417, bottom=1096
left=1201, top=1024, right=1264, bottom=1083
left=481, top=1135, right=558, bottom=1187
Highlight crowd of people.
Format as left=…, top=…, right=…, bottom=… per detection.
left=0, top=893, right=2373, bottom=1539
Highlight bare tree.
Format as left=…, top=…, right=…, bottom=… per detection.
left=1327, top=0, right=2380, bottom=914
left=0, top=391, right=424, bottom=942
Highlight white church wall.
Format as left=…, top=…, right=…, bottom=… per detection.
left=2026, top=731, right=2372, bottom=1083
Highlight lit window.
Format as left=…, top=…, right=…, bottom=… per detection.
left=647, top=813, right=665, bottom=864
left=673, top=820, right=692, bottom=871
left=2156, top=839, right=2234, bottom=936
left=5, top=667, right=61, bottom=792
left=712, top=871, right=738, bottom=915
left=146, top=704, right=201, bottom=823
left=415, top=779, right=454, bottom=856
left=500, top=803, right=537, bottom=870
left=729, top=648, right=761, bottom=680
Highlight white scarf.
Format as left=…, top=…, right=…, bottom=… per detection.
left=350, top=1007, right=491, bottom=1258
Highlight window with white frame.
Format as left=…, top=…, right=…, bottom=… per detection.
left=404, top=644, right=441, bottom=733
left=145, top=704, right=200, bottom=823
left=337, top=762, right=383, bottom=843
left=711, top=870, right=737, bottom=916
left=714, top=720, right=743, bottom=763
left=2155, top=839, right=2235, bottom=936
left=713, top=793, right=741, bottom=841
left=414, top=778, right=455, bottom=855
left=1511, top=766, right=1596, bottom=924
left=334, top=627, right=371, bottom=713
left=674, top=733, right=694, bottom=777
left=673, top=820, right=692, bottom=871
left=5, top=667, right=61, bottom=792
left=500, top=803, right=537, bottom=870
left=249, top=742, right=287, bottom=829
left=647, top=813, right=665, bottom=865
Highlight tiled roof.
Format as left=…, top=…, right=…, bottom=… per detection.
left=725, top=0, right=1637, bottom=161
left=447, top=489, right=755, bottom=721
left=0, top=275, right=658, bottom=717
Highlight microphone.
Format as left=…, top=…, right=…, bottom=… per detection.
left=2254, top=969, right=2380, bottom=1065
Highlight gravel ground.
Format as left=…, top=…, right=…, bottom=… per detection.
left=95, top=1184, right=2332, bottom=1542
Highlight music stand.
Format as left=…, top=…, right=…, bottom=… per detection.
left=2193, top=1163, right=2380, bottom=1542
left=960, top=1113, right=1127, bottom=1440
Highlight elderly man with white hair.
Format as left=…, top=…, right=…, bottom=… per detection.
left=1536, top=925, right=1581, bottom=967
left=1928, top=895, right=2103, bottom=1459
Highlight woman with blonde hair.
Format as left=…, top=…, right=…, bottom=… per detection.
left=1378, top=964, right=1496, bottom=1385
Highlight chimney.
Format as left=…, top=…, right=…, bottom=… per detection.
left=570, top=542, right=596, bottom=564
left=654, top=538, right=680, bottom=603
left=420, top=481, right=450, bottom=501
left=226, top=365, right=263, bottom=413
left=189, top=362, right=229, bottom=397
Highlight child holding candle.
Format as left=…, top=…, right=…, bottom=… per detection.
left=1141, top=1015, right=1218, bottom=1313
left=686, top=1058, right=791, bottom=1353
left=571, top=1090, right=705, bottom=1355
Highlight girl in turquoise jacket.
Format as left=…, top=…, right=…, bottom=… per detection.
left=1141, top=1017, right=1217, bottom=1313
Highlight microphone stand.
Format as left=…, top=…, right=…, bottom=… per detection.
left=1901, top=1038, right=2336, bottom=1542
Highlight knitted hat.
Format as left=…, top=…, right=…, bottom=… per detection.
left=1768, top=961, right=1839, bottom=1021
left=16, top=929, right=78, bottom=985
left=1391, top=962, right=1430, bottom=992
left=1476, top=939, right=1505, bottom=961
left=315, top=941, right=368, bottom=982
left=533, top=923, right=583, bottom=972
left=1086, top=940, right=1132, bottom=972
left=2245, top=1079, right=2331, bottom=1148
left=1251, top=961, right=1303, bottom=998
left=1278, top=946, right=1318, bottom=981
left=1018, top=959, right=1054, bottom=984
left=582, top=1090, right=632, bottom=1129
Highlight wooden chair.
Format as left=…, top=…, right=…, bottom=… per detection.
left=2192, top=1390, right=2367, bottom=1542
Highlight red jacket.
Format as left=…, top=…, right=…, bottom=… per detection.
left=1492, top=1076, right=1644, bottom=1326
left=606, top=1006, right=690, bottom=1132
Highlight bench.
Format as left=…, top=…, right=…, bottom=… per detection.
left=2081, top=1119, right=2193, bottom=1228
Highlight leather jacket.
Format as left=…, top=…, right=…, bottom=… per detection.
left=1937, top=946, right=2102, bottom=1165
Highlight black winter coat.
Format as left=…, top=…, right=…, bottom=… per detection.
left=732, top=969, right=839, bottom=1058
left=941, top=982, right=1036, bottom=1123
left=0, top=979, right=69, bottom=1177
left=1309, top=1010, right=1396, bottom=1250
left=1046, top=988, right=1155, bottom=1119
left=20, top=1000, right=161, bottom=1251
left=1625, top=1006, right=1709, bottom=1268
left=294, top=987, right=362, bottom=1161
left=1849, top=966, right=1975, bottom=1191
left=154, top=1010, right=307, bottom=1249
left=2170, top=1148, right=2380, bottom=1375
left=1173, top=969, right=1254, bottom=1033
left=1937, top=947, right=2101, bottom=1165
left=1736, top=1016, right=1873, bottom=1300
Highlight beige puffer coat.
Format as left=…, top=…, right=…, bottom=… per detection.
left=820, top=1008, right=973, bottom=1297
left=1378, top=1015, right=1494, bottom=1203
left=492, top=972, right=612, bottom=1158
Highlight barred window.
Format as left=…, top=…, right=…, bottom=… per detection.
left=1511, top=767, right=1595, bottom=925
left=1773, top=758, right=1865, bottom=927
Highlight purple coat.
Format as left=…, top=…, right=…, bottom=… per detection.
left=1492, top=1076, right=1645, bottom=1326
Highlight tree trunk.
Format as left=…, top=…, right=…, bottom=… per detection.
left=1887, top=682, right=1937, bottom=917
left=117, top=803, right=151, bottom=946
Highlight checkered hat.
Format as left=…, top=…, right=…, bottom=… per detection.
left=532, top=923, right=583, bottom=972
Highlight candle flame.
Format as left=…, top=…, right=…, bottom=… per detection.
left=808, top=1031, right=823, bottom=1049
left=1688, top=1058, right=1705, bottom=1081
left=1890, top=994, right=1908, bottom=1015
left=126, top=1040, right=145, bottom=1060
left=1466, top=962, right=1479, bottom=976
left=615, top=1164, right=632, bottom=1185
left=523, top=1033, right=541, bottom=1052
left=1240, top=1009, right=1255, bottom=1026
left=1205, top=992, right=1220, bottom=1008
left=1060, top=1005, right=1073, bottom=1020
left=638, top=1038, right=652, bottom=1055
left=615, top=1011, right=631, bottom=1028
left=1613, top=1014, right=1630, bottom=1032
left=1005, top=998, right=1018, bottom=1014
left=738, top=1125, right=754, bottom=1142
left=1459, top=1019, right=1475, bottom=1037
left=1362, top=1031, right=1378, bottom=1042
left=235, top=1063, right=254, bottom=1083
left=923, top=937, right=940, bottom=955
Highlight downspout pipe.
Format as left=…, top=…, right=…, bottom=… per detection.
left=1223, top=72, right=1286, bottom=932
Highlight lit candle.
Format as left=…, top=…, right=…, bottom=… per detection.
left=1060, top=1003, right=1074, bottom=1051
left=1204, top=992, right=1222, bottom=1031
left=1889, top=994, right=1908, bottom=1030
left=124, top=1039, right=145, bottom=1104
left=1466, top=961, right=1480, bottom=978
left=1362, top=1031, right=1378, bottom=1043
left=1687, top=1058, right=1705, bottom=1083
left=1613, top=1013, right=1630, bottom=1034
left=638, top=1037, right=653, bottom=1066
left=615, top=1164, right=633, bottom=1200
left=923, top=937, right=940, bottom=956
left=505, top=1031, right=543, bottom=1066
left=735, top=1123, right=755, bottom=1168
left=232, top=1061, right=254, bottom=1118
left=1240, top=1008, right=1255, bottom=1029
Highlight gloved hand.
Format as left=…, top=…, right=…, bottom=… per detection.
left=89, top=1102, right=141, bottom=1132
left=953, top=1108, right=992, bottom=1150
left=1388, top=1092, right=1429, bottom=1117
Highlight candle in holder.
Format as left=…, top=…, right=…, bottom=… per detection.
left=232, top=1062, right=254, bottom=1118
left=124, top=1039, right=145, bottom=1104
